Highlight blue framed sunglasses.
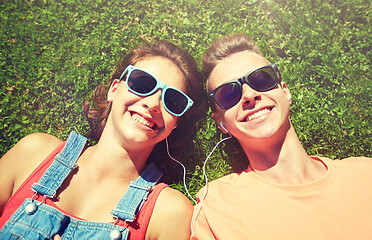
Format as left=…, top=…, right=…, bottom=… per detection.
left=209, top=64, right=280, bottom=109
left=119, top=65, right=194, bottom=116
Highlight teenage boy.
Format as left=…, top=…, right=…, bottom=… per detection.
left=191, top=33, right=372, bottom=240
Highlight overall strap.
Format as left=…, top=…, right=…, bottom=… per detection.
left=111, top=163, right=163, bottom=222
left=31, top=131, right=87, bottom=198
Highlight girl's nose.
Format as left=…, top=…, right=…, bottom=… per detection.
left=142, top=90, right=162, bottom=114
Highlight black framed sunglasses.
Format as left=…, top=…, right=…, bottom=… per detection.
left=119, top=65, right=194, bottom=116
left=209, top=64, right=280, bottom=109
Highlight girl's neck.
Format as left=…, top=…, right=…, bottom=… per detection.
left=81, top=129, right=154, bottom=182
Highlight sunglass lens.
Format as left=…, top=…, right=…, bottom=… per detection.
left=127, top=70, right=157, bottom=94
left=248, top=68, right=277, bottom=91
left=215, top=82, right=241, bottom=109
left=164, top=89, right=188, bottom=115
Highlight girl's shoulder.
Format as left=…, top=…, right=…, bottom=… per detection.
left=6, top=133, right=63, bottom=167
left=147, top=187, right=193, bottom=239
left=0, top=133, right=63, bottom=204
left=11, top=132, right=62, bottom=152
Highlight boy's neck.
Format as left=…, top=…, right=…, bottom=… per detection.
left=241, top=124, right=327, bottom=185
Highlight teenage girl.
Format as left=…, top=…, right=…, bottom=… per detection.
left=0, top=40, right=203, bottom=240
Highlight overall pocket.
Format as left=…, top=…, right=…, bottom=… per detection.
left=0, top=199, right=69, bottom=240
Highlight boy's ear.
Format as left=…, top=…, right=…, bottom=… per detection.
left=281, top=82, right=292, bottom=104
left=211, top=112, right=220, bottom=125
left=107, top=79, right=120, bottom=102
left=212, top=112, right=228, bottom=134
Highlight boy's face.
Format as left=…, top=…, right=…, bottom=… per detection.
left=208, top=51, right=292, bottom=145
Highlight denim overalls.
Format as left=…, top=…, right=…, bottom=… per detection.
left=0, top=131, right=163, bottom=240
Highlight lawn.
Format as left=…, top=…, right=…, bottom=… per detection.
left=0, top=0, right=371, bottom=200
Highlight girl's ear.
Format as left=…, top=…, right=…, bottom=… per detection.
left=107, top=79, right=120, bottom=102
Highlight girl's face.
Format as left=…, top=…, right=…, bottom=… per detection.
left=208, top=51, right=292, bottom=146
left=107, top=57, right=186, bottom=151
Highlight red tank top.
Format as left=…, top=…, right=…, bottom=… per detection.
left=0, top=142, right=168, bottom=239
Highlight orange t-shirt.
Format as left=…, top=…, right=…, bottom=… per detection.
left=191, top=156, right=372, bottom=240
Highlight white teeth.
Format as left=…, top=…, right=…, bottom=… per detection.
left=132, top=114, right=155, bottom=129
left=248, top=108, right=270, bottom=121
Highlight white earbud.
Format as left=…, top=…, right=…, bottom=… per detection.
left=219, top=122, right=229, bottom=133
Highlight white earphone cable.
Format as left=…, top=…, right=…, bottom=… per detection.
left=190, top=132, right=232, bottom=233
left=165, top=137, right=197, bottom=205
left=165, top=129, right=232, bottom=236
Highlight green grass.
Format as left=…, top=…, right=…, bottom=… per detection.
left=1, top=0, right=371, bottom=201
